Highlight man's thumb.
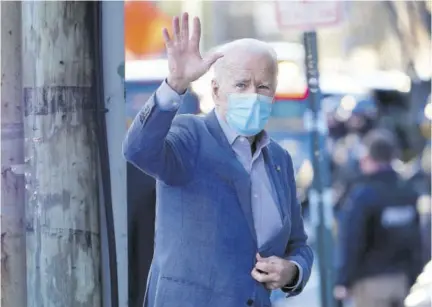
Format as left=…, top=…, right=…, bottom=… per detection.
left=204, top=52, right=224, bottom=68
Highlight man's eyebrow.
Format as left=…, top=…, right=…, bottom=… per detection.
left=232, top=78, right=250, bottom=83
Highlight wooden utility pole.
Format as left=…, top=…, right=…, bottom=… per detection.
left=21, top=2, right=102, bottom=306
left=1, top=2, right=27, bottom=306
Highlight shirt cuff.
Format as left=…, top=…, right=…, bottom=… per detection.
left=155, top=79, right=187, bottom=111
left=282, top=261, right=303, bottom=291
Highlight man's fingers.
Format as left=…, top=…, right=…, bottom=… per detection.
left=172, top=16, right=181, bottom=42
left=162, top=28, right=172, bottom=47
left=203, top=52, right=224, bottom=68
left=255, top=261, right=275, bottom=274
left=258, top=255, right=284, bottom=267
left=251, top=268, right=267, bottom=282
left=190, top=17, right=201, bottom=50
left=251, top=268, right=278, bottom=283
left=265, top=282, right=280, bottom=290
left=266, top=255, right=281, bottom=263
left=180, top=12, right=189, bottom=45
left=256, top=254, right=277, bottom=262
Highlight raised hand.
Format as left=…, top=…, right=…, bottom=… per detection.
left=162, top=13, right=223, bottom=94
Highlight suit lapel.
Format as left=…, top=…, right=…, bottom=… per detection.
left=232, top=178, right=256, bottom=243
left=263, top=145, right=289, bottom=220
left=258, top=144, right=292, bottom=256
left=204, top=111, right=257, bottom=243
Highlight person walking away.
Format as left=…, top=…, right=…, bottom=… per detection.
left=334, top=129, right=423, bottom=307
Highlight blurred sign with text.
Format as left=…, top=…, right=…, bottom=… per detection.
left=274, top=0, right=342, bottom=30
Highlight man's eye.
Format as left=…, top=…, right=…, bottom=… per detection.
left=235, top=83, right=246, bottom=89
left=259, top=85, right=270, bottom=89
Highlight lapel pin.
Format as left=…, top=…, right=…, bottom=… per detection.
left=276, top=166, right=281, bottom=172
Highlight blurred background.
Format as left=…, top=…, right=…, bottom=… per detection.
left=124, top=1, right=431, bottom=307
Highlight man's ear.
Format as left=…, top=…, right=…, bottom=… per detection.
left=211, top=79, right=219, bottom=100
left=211, top=79, right=223, bottom=103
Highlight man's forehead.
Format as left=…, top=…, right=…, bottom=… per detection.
left=221, top=57, right=276, bottom=80
left=225, top=68, right=273, bottom=80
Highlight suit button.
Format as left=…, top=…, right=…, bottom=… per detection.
left=246, top=299, right=254, bottom=306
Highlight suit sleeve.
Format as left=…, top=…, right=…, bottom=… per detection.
left=122, top=81, right=199, bottom=186
left=282, top=152, right=314, bottom=297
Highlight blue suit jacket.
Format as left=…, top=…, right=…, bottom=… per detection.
left=123, top=92, right=313, bottom=307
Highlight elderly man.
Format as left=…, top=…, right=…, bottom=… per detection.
left=123, top=13, right=313, bottom=307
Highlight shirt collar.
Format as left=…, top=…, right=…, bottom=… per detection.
left=215, top=109, right=270, bottom=149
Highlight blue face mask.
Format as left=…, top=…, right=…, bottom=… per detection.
left=225, top=93, right=273, bottom=136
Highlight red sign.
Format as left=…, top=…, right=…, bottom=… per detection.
left=275, top=0, right=342, bottom=30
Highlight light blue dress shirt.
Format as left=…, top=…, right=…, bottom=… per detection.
left=154, top=80, right=302, bottom=290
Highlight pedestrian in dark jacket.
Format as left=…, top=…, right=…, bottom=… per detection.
left=334, top=129, right=423, bottom=307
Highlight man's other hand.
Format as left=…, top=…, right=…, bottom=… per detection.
left=251, top=253, right=299, bottom=290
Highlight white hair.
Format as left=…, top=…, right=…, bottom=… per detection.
left=212, top=38, right=278, bottom=81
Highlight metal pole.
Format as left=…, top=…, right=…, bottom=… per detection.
left=1, top=2, right=27, bottom=306
left=303, top=31, right=336, bottom=307
left=21, top=2, right=102, bottom=306
left=101, top=2, right=127, bottom=306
